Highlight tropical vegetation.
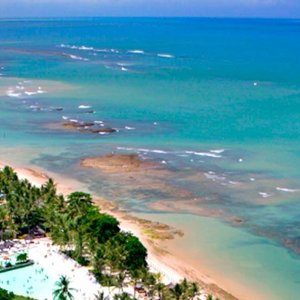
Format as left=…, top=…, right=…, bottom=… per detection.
left=0, top=166, right=206, bottom=299
left=0, top=287, right=34, bottom=300
left=53, top=275, right=75, bottom=300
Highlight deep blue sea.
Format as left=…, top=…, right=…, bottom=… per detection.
left=1, top=18, right=300, bottom=299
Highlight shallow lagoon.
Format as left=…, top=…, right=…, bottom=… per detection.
left=137, top=213, right=300, bottom=300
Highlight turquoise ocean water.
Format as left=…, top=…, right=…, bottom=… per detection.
left=1, top=18, right=300, bottom=299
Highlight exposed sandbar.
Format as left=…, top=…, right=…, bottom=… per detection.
left=81, top=153, right=160, bottom=173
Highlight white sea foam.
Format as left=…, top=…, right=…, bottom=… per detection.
left=68, top=54, right=89, bottom=62
left=210, top=149, right=225, bottom=154
left=79, top=46, right=94, bottom=51
left=116, top=147, right=222, bottom=158
left=276, top=187, right=299, bottom=193
left=121, top=67, right=128, bottom=72
left=128, top=50, right=145, bottom=54
left=94, top=121, right=104, bottom=124
left=117, top=62, right=132, bottom=67
left=30, top=105, right=43, bottom=111
left=25, top=91, right=38, bottom=96
left=60, top=44, right=110, bottom=53
left=139, top=148, right=169, bottom=154
left=117, top=147, right=134, bottom=151
left=37, top=90, right=46, bottom=94
left=94, top=49, right=110, bottom=53
left=62, top=116, right=69, bottom=120
left=185, top=151, right=222, bottom=158
left=125, top=126, right=135, bottom=130
left=157, top=53, right=174, bottom=58
left=228, top=181, right=238, bottom=185
left=259, top=192, right=273, bottom=198
left=204, top=172, right=226, bottom=182
left=78, top=105, right=91, bottom=109
left=117, top=147, right=168, bottom=154
left=70, top=119, right=78, bottom=123
left=60, top=44, right=80, bottom=50
left=6, top=90, right=22, bottom=98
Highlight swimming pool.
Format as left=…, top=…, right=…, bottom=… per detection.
left=0, top=240, right=103, bottom=300
left=0, top=262, right=56, bottom=299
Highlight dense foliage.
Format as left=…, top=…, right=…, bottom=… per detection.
left=1, top=167, right=148, bottom=267
left=0, top=288, right=33, bottom=300
left=0, top=288, right=14, bottom=300
left=53, top=275, right=75, bottom=300
left=0, top=166, right=147, bottom=274
left=0, top=166, right=205, bottom=300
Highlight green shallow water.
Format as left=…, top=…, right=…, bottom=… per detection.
left=136, top=213, right=300, bottom=300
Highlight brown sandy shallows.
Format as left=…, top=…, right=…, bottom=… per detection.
left=80, top=154, right=194, bottom=200
left=80, top=155, right=246, bottom=227
left=81, top=153, right=159, bottom=173
left=3, top=47, right=74, bottom=61
left=0, top=76, right=75, bottom=97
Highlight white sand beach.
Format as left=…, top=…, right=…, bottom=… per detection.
left=27, top=239, right=103, bottom=300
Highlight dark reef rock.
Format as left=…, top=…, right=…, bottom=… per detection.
left=62, top=120, right=116, bottom=134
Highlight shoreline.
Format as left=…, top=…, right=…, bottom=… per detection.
left=0, top=160, right=243, bottom=300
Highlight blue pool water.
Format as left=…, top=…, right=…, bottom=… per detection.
left=0, top=262, right=55, bottom=299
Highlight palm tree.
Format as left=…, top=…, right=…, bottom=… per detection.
left=66, top=192, right=93, bottom=218
left=156, top=283, right=166, bottom=300
left=142, top=272, right=156, bottom=299
left=49, top=213, right=71, bottom=250
left=153, top=272, right=166, bottom=300
left=173, top=283, right=183, bottom=300
left=94, top=291, right=105, bottom=300
left=53, top=275, right=76, bottom=300
left=116, top=272, right=126, bottom=293
left=113, top=293, right=134, bottom=300
left=188, top=282, right=199, bottom=298
left=131, top=268, right=146, bottom=299
left=66, top=192, right=94, bottom=259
